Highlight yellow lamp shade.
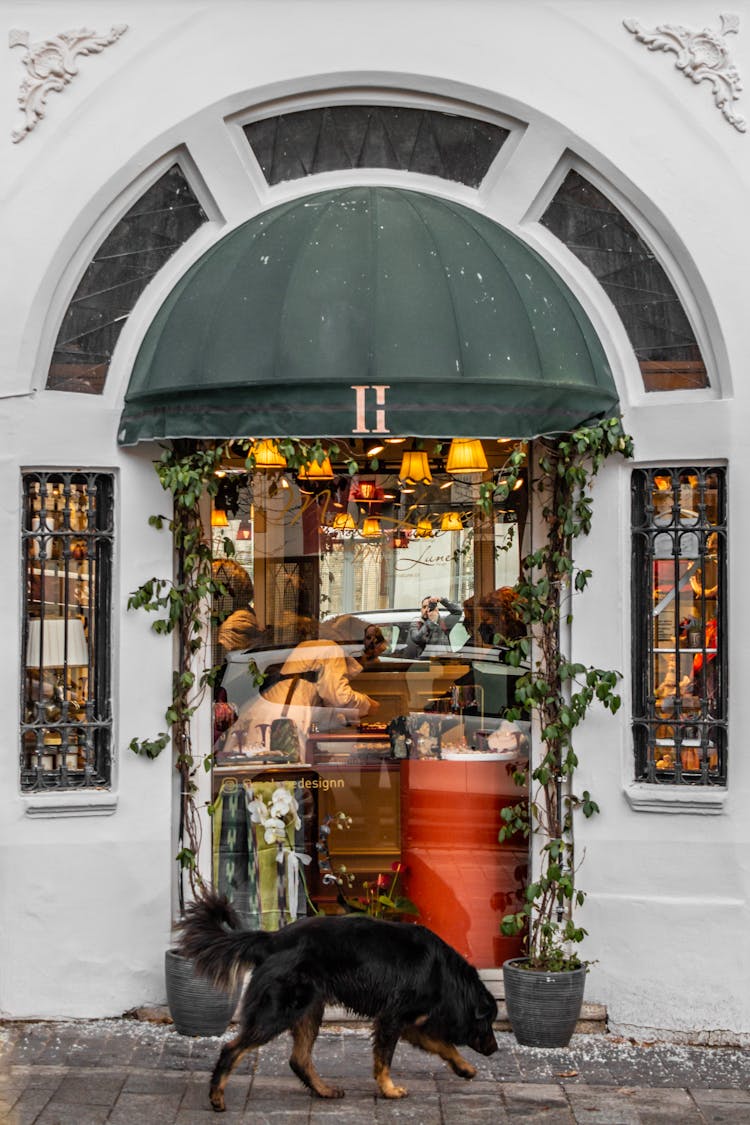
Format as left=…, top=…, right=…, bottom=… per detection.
left=361, top=517, right=381, bottom=537
left=298, top=456, right=334, bottom=481
left=332, top=512, right=357, bottom=531
left=416, top=517, right=434, bottom=538
left=251, top=439, right=287, bottom=469
left=441, top=511, right=463, bottom=532
left=211, top=508, right=229, bottom=527
left=399, top=450, right=433, bottom=485
left=446, top=439, right=488, bottom=474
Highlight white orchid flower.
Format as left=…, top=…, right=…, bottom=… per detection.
left=263, top=816, right=287, bottom=844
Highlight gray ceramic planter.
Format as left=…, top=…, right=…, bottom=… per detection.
left=165, top=949, right=240, bottom=1037
left=503, top=957, right=586, bottom=1047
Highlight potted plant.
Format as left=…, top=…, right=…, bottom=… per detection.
left=496, top=421, right=633, bottom=1047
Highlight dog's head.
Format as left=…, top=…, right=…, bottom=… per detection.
left=467, top=993, right=499, bottom=1056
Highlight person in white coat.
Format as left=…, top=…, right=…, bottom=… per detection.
left=218, top=639, right=379, bottom=761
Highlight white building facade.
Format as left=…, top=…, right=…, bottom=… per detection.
left=2, top=0, right=749, bottom=1043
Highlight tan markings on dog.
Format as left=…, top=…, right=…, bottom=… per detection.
left=400, top=1026, right=477, bottom=1079
left=373, top=1058, right=407, bottom=1099
left=289, top=1008, right=345, bottom=1099
left=209, top=1037, right=254, bottom=1111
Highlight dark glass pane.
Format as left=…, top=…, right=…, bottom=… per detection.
left=244, top=106, right=509, bottom=188
left=631, top=467, right=726, bottom=785
left=47, top=166, right=207, bottom=394
left=542, top=171, right=708, bottom=391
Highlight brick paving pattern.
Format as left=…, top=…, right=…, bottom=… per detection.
left=1, top=1019, right=750, bottom=1123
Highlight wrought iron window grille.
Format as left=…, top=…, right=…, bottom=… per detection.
left=631, top=466, right=726, bottom=785
left=21, top=471, right=114, bottom=791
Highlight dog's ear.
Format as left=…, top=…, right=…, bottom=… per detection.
left=474, top=997, right=498, bottom=1020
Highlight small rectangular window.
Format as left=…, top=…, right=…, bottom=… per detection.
left=632, top=467, right=726, bottom=784
left=21, top=472, right=114, bottom=791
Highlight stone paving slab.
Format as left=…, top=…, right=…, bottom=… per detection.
left=1, top=1020, right=750, bottom=1124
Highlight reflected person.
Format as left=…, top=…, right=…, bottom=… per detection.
left=404, top=595, right=462, bottom=659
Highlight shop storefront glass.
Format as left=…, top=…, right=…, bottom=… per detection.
left=210, top=439, right=529, bottom=967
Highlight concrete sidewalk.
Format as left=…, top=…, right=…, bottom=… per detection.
left=2, top=1018, right=750, bottom=1124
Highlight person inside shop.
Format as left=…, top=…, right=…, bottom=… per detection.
left=216, top=626, right=380, bottom=762
left=403, top=594, right=463, bottom=659
left=215, top=564, right=265, bottom=657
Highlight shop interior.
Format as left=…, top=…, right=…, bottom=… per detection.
left=209, top=436, right=530, bottom=967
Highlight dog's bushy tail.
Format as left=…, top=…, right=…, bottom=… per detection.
left=174, top=889, right=273, bottom=992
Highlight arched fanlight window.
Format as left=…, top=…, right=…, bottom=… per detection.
left=541, top=170, right=708, bottom=392
left=243, top=105, right=509, bottom=188
left=47, top=165, right=207, bottom=395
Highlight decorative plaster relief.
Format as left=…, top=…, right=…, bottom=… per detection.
left=9, top=25, right=128, bottom=143
left=624, top=12, right=746, bottom=132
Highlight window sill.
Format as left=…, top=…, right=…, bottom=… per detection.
left=625, top=783, right=727, bottom=815
left=23, top=790, right=117, bottom=818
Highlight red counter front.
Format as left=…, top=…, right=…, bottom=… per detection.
left=400, top=758, right=527, bottom=968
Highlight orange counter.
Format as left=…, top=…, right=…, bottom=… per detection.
left=400, top=758, right=527, bottom=968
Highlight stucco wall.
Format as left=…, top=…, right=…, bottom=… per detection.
left=2, top=0, right=750, bottom=1035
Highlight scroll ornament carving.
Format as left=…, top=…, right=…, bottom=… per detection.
left=9, top=25, right=128, bottom=143
left=623, top=12, right=746, bottom=132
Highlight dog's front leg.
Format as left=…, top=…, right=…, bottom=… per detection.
left=372, top=1016, right=408, bottom=1098
left=400, top=1025, right=477, bottom=1080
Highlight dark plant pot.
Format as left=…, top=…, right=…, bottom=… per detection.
left=503, top=957, right=586, bottom=1048
left=165, top=949, right=239, bottom=1037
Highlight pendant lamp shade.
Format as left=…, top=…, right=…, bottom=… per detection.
left=416, top=517, right=434, bottom=538
left=399, top=451, right=433, bottom=485
left=211, top=508, right=229, bottom=527
left=298, top=455, right=334, bottom=481
left=251, top=439, right=287, bottom=469
left=446, top=439, right=488, bottom=475
left=362, top=517, right=381, bottom=537
left=332, top=512, right=357, bottom=531
left=441, top=511, right=464, bottom=532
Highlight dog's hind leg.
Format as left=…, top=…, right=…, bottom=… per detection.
left=209, top=1032, right=262, bottom=1113
left=289, top=997, right=345, bottom=1099
left=372, top=1016, right=408, bottom=1098
left=400, top=1025, right=477, bottom=1080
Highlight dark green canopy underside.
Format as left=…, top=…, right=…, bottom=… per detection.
left=118, top=187, right=619, bottom=445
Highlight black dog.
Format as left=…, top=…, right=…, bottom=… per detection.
left=176, top=890, right=498, bottom=1111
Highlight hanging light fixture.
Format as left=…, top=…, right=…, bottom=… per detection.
left=416, top=517, right=434, bottom=538
left=392, top=529, right=411, bottom=549
left=441, top=511, right=463, bottom=532
left=298, top=455, right=334, bottom=481
left=446, top=439, right=488, bottom=475
left=399, top=450, right=433, bottom=485
left=251, top=439, right=287, bottom=469
left=211, top=508, right=229, bottom=528
left=236, top=519, right=252, bottom=540
left=331, top=512, right=357, bottom=532
left=361, top=517, right=381, bottom=538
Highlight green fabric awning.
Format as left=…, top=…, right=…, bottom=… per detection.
left=118, top=187, right=618, bottom=445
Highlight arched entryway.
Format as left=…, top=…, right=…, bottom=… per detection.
left=118, top=185, right=620, bottom=968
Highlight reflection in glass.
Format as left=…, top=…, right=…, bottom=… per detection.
left=210, top=440, right=529, bottom=964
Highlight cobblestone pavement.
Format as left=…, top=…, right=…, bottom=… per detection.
left=2, top=1019, right=750, bottom=1124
